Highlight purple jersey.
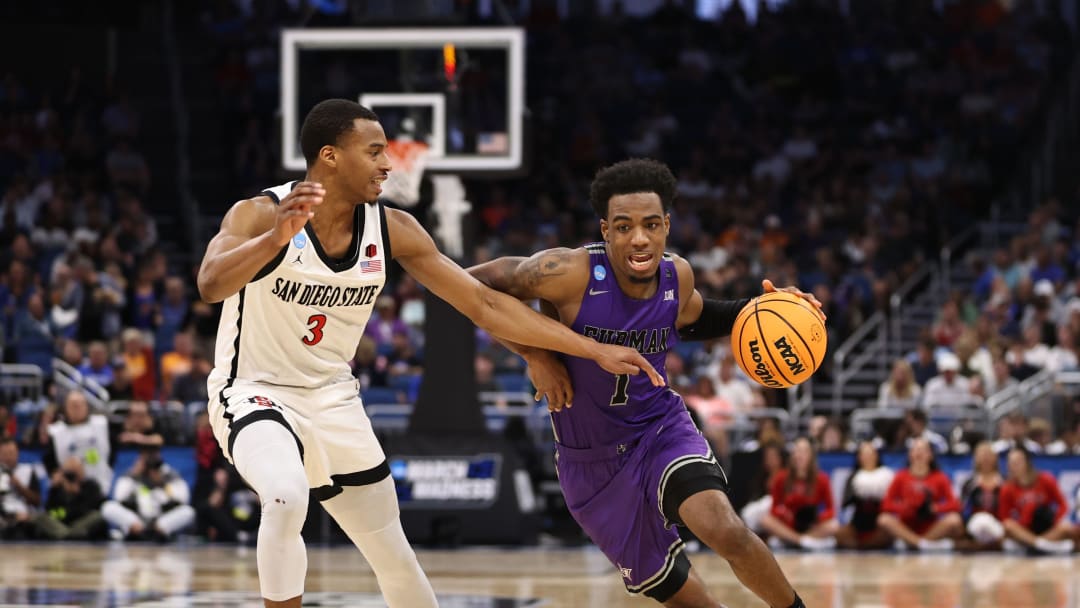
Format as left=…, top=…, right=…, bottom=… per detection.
left=555, top=243, right=683, bottom=448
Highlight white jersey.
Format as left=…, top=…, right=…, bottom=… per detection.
left=210, top=181, right=391, bottom=391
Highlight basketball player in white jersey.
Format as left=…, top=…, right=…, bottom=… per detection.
left=196, top=99, right=663, bottom=608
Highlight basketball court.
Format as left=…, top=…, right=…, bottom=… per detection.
left=0, top=543, right=1075, bottom=607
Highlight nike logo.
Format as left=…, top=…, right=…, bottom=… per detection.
left=589, top=288, right=609, bottom=296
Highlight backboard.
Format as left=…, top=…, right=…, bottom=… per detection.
left=280, top=27, right=525, bottom=174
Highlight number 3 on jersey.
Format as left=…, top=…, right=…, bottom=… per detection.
left=303, top=314, right=327, bottom=346
left=609, top=373, right=630, bottom=406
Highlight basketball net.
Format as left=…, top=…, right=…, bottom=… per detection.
left=382, top=139, right=429, bottom=207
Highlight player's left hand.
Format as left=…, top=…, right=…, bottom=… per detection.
left=762, top=279, right=826, bottom=321
left=524, top=351, right=574, bottom=412
left=592, top=343, right=666, bottom=388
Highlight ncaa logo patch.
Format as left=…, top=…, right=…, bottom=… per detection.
left=593, top=265, right=606, bottom=281
left=292, top=231, right=307, bottom=249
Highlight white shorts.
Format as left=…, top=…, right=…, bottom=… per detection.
left=207, top=376, right=388, bottom=500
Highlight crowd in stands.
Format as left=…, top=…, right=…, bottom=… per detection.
left=1, top=0, right=1078, bottom=544
left=867, top=200, right=1080, bottom=453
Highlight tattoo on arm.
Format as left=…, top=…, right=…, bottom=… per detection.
left=519, top=251, right=571, bottom=295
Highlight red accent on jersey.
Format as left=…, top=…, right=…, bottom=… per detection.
left=366, top=244, right=377, bottom=258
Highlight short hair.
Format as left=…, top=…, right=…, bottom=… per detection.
left=908, top=408, right=928, bottom=424
left=299, top=99, right=380, bottom=165
left=589, top=158, right=677, bottom=219
left=0, top=436, right=15, bottom=448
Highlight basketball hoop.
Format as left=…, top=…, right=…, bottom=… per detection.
left=381, top=139, right=429, bottom=207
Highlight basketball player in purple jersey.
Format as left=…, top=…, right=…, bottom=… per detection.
left=469, top=159, right=820, bottom=607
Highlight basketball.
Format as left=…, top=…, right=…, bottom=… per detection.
left=732, top=292, right=827, bottom=389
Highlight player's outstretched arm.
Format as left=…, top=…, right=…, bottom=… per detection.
left=197, top=182, right=324, bottom=303
left=388, top=209, right=664, bottom=386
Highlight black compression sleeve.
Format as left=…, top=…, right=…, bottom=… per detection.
left=677, top=297, right=751, bottom=341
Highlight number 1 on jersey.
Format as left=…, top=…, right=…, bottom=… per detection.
left=303, top=314, right=326, bottom=346
left=609, top=373, right=630, bottom=406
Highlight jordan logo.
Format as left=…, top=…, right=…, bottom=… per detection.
left=293, top=252, right=303, bottom=264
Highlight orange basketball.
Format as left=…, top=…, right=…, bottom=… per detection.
left=731, top=292, right=827, bottom=389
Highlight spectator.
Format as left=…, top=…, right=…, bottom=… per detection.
left=878, top=359, right=922, bottom=409
left=991, top=414, right=1042, bottom=454
left=364, top=295, right=408, bottom=348
left=350, top=336, right=388, bottom=390
left=78, top=341, right=115, bottom=391
left=760, top=438, right=838, bottom=551
left=119, top=328, right=157, bottom=400
left=908, top=337, right=939, bottom=387
left=902, top=409, right=949, bottom=454
left=922, top=353, right=975, bottom=409
left=684, top=375, right=734, bottom=458
left=12, top=291, right=55, bottom=373
left=707, top=352, right=764, bottom=412
left=385, top=329, right=422, bottom=380
left=740, top=442, right=785, bottom=537
left=104, top=139, right=150, bottom=194
left=21, top=403, right=57, bottom=449
left=45, top=391, right=113, bottom=492
left=172, top=350, right=213, bottom=404
left=115, top=401, right=164, bottom=449
left=102, top=448, right=194, bottom=541
left=999, top=447, right=1076, bottom=554
left=984, top=354, right=1018, bottom=396
left=1044, top=325, right=1078, bottom=373
left=71, top=256, right=124, bottom=343
left=960, top=441, right=1005, bottom=550
left=33, top=456, right=106, bottom=541
left=58, top=339, right=84, bottom=370
left=195, top=465, right=258, bottom=543
left=154, top=276, right=190, bottom=353
left=474, top=353, right=504, bottom=394
left=878, top=438, right=963, bottom=552
left=1008, top=323, right=1050, bottom=370
left=0, top=437, right=41, bottom=539
left=0, top=402, right=14, bottom=438
left=932, top=300, right=967, bottom=347
left=738, top=416, right=784, bottom=453
left=836, top=441, right=894, bottom=550
left=160, top=331, right=195, bottom=399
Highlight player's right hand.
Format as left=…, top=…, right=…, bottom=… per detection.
left=524, top=351, right=574, bottom=412
left=271, top=181, right=325, bottom=246
left=593, top=344, right=665, bottom=387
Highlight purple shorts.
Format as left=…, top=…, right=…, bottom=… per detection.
left=555, top=407, right=728, bottom=602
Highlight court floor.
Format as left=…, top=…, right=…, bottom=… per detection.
left=0, top=542, right=1076, bottom=607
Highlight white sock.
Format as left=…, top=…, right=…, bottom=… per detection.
left=1002, top=538, right=1024, bottom=553
left=234, top=420, right=310, bottom=602
left=917, top=538, right=954, bottom=552
left=1034, top=538, right=1074, bottom=555
left=799, top=535, right=836, bottom=551
left=321, top=479, right=437, bottom=608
